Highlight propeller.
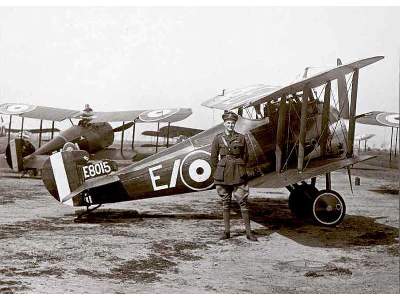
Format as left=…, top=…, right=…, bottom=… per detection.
left=113, top=122, right=134, bottom=133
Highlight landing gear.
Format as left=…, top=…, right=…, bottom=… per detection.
left=287, top=179, right=346, bottom=226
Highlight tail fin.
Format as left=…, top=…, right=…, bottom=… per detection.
left=6, top=139, right=24, bottom=171
left=5, top=138, right=36, bottom=172
left=41, top=150, right=118, bottom=206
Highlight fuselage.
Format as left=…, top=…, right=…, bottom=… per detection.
left=31, top=122, right=114, bottom=156
left=66, top=100, right=347, bottom=206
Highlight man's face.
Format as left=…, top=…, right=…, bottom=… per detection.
left=224, top=120, right=236, bottom=132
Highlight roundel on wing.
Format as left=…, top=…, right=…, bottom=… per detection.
left=180, top=150, right=214, bottom=191
left=0, top=103, right=37, bottom=115
left=138, top=109, right=179, bottom=122
left=376, top=112, right=400, bottom=128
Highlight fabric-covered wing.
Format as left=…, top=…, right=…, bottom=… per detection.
left=202, top=56, right=384, bottom=111
left=248, top=155, right=375, bottom=189
left=91, top=111, right=144, bottom=123
left=202, top=84, right=279, bottom=110
left=0, top=103, right=192, bottom=124
left=92, top=108, right=192, bottom=123
left=0, top=103, right=79, bottom=121
left=356, top=111, right=399, bottom=128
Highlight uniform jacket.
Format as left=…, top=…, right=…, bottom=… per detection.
left=210, top=131, right=249, bottom=185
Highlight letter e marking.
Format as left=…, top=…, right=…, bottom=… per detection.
left=149, top=164, right=168, bottom=191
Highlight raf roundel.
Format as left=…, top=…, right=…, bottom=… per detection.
left=180, top=150, right=214, bottom=191
left=0, top=103, right=37, bottom=115
left=138, top=109, right=179, bottom=122
left=376, top=112, right=400, bottom=128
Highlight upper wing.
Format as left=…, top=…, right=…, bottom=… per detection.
left=0, top=103, right=79, bottom=121
left=63, top=108, right=193, bottom=123
left=356, top=111, right=399, bottom=128
left=0, top=103, right=192, bottom=124
left=202, top=56, right=384, bottom=111
left=202, top=84, right=279, bottom=110
left=248, top=154, right=375, bottom=189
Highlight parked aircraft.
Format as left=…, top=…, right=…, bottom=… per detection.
left=27, top=56, right=384, bottom=226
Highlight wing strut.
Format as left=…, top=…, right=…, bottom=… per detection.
left=7, top=115, right=12, bottom=145
left=346, top=69, right=359, bottom=157
left=50, top=121, right=55, bottom=139
left=155, top=122, right=160, bottom=153
left=275, top=95, right=287, bottom=172
left=166, top=122, right=171, bottom=148
left=320, top=81, right=331, bottom=157
left=38, top=120, right=43, bottom=147
left=120, top=121, right=125, bottom=156
left=394, top=127, right=398, bottom=158
left=20, top=117, right=25, bottom=139
left=389, top=126, right=394, bottom=162
left=131, top=121, right=136, bottom=150
left=297, top=87, right=310, bottom=172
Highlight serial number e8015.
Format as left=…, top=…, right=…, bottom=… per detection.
left=82, top=161, right=112, bottom=180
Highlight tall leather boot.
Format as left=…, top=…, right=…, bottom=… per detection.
left=241, top=209, right=257, bottom=241
left=220, top=208, right=231, bottom=240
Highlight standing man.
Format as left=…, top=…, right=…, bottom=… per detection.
left=211, top=111, right=257, bottom=241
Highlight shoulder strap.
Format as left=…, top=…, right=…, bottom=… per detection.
left=220, top=135, right=230, bottom=150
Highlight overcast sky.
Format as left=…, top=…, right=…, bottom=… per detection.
left=0, top=7, right=399, bottom=147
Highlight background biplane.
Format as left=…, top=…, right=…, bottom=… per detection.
left=354, top=133, right=375, bottom=153
left=40, top=56, right=383, bottom=227
left=355, top=111, right=399, bottom=160
left=0, top=104, right=192, bottom=175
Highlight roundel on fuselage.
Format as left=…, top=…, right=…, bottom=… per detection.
left=62, top=142, right=80, bottom=152
left=179, top=150, right=214, bottom=191
left=0, top=103, right=37, bottom=115
left=138, top=109, right=179, bottom=122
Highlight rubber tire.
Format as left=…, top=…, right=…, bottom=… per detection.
left=310, top=189, right=346, bottom=227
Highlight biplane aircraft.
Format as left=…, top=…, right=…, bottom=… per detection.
left=354, top=133, right=375, bottom=152
left=38, top=56, right=383, bottom=227
left=0, top=104, right=192, bottom=175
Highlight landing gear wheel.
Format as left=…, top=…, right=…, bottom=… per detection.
left=311, top=189, right=346, bottom=226
left=288, top=183, right=318, bottom=218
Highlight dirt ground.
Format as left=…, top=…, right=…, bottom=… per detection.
left=0, top=155, right=399, bottom=294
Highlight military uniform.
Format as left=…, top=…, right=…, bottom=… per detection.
left=211, top=131, right=250, bottom=210
left=211, top=111, right=257, bottom=241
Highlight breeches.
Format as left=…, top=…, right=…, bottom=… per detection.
left=216, top=184, right=249, bottom=210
